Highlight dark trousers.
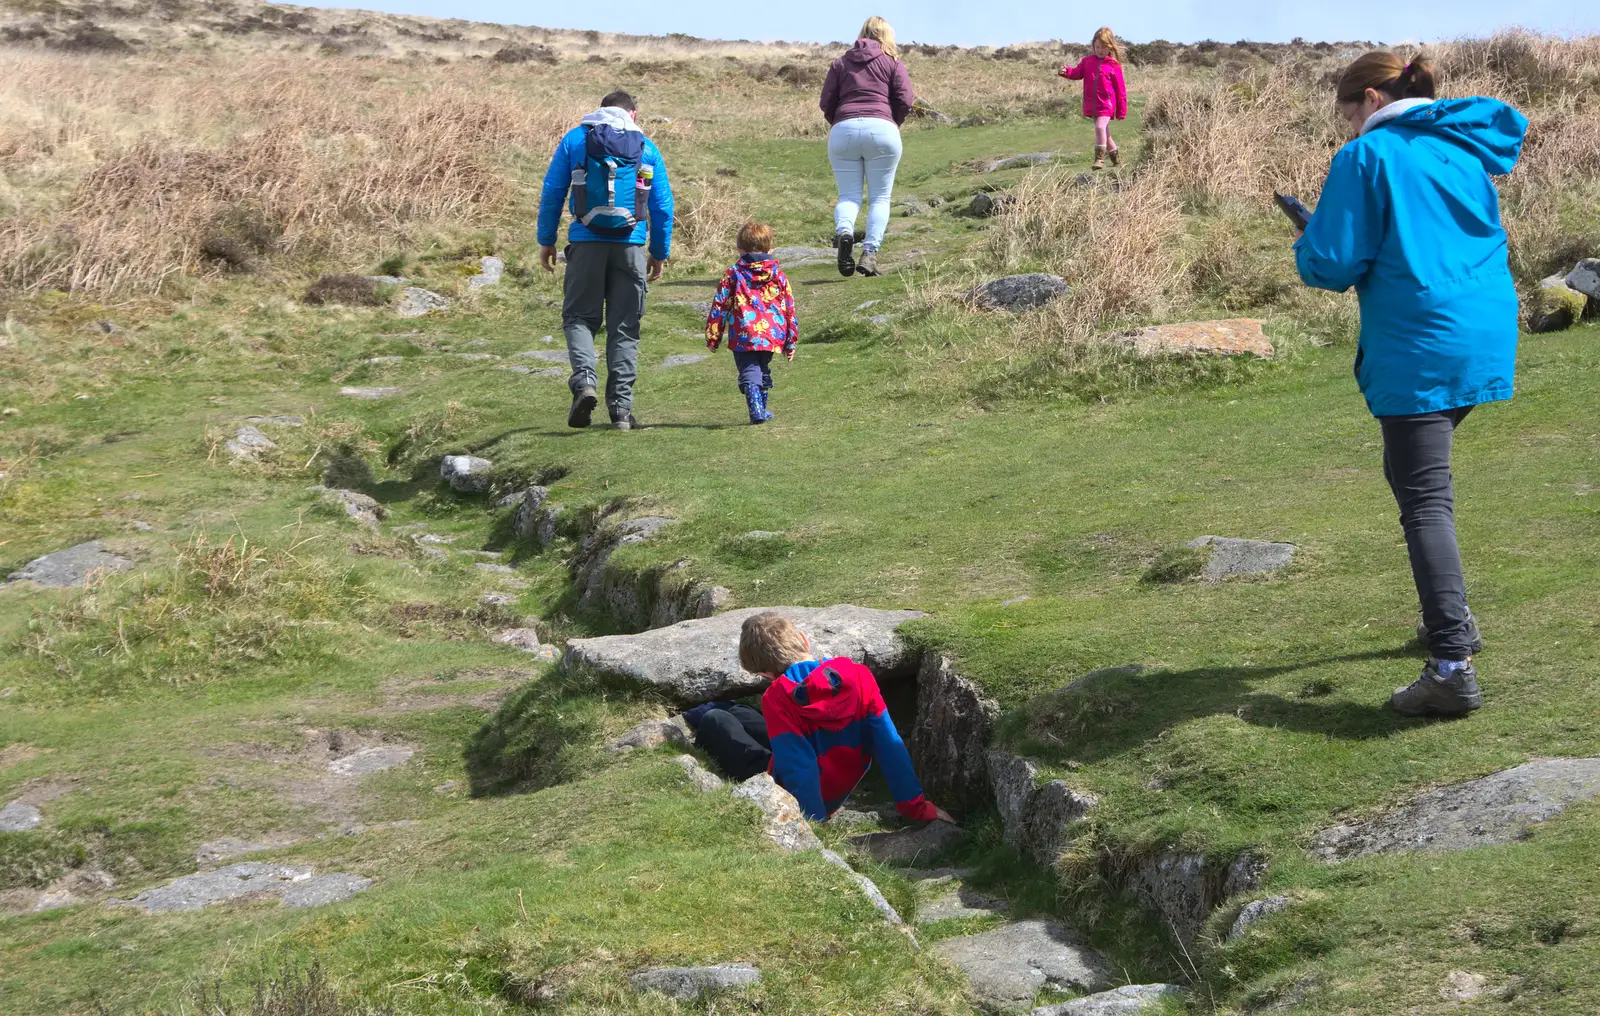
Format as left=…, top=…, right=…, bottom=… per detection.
left=733, top=350, right=773, bottom=392
left=562, top=242, right=646, bottom=418
left=693, top=704, right=772, bottom=781
left=1379, top=407, right=1475, bottom=660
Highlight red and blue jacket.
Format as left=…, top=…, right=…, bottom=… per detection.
left=705, top=253, right=798, bottom=354
left=761, top=657, right=938, bottom=823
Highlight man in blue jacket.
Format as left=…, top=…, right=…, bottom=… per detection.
left=538, top=91, right=674, bottom=431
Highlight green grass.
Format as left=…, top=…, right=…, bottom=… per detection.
left=4, top=101, right=1600, bottom=1015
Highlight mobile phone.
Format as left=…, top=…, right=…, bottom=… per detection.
left=1274, top=191, right=1311, bottom=231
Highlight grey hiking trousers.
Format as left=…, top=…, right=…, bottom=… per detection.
left=562, top=241, right=647, bottom=418
left=1379, top=406, right=1476, bottom=660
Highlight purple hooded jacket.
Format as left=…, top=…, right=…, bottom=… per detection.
left=820, top=39, right=914, bottom=126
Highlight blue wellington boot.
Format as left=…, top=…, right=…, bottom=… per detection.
left=743, top=384, right=769, bottom=425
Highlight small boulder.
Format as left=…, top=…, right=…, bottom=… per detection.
left=1228, top=895, right=1291, bottom=940
left=6, top=542, right=133, bottom=587
left=910, top=98, right=953, bottom=123
left=732, top=774, right=822, bottom=852
left=1187, top=536, right=1295, bottom=580
left=0, top=800, right=42, bottom=831
left=511, top=486, right=550, bottom=541
left=467, top=256, right=505, bottom=289
left=629, top=964, right=760, bottom=1000
left=396, top=287, right=450, bottom=318
left=1124, top=318, right=1275, bottom=358
left=1440, top=971, right=1492, bottom=1002
left=224, top=425, right=275, bottom=461
left=1528, top=275, right=1588, bottom=333
left=967, top=274, right=1069, bottom=312
left=313, top=486, right=385, bottom=528
left=1030, top=983, right=1186, bottom=1015
left=967, top=192, right=1014, bottom=218
left=606, top=717, right=692, bottom=754
left=672, top=754, right=725, bottom=793
left=1565, top=258, right=1600, bottom=299
left=494, top=628, right=543, bottom=651
left=441, top=455, right=494, bottom=493
left=899, top=199, right=932, bottom=217
left=986, top=152, right=1059, bottom=173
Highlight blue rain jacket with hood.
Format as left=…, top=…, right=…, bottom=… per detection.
left=1295, top=96, right=1528, bottom=417
left=536, top=107, right=675, bottom=260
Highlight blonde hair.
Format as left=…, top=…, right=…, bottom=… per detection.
left=739, top=612, right=812, bottom=674
left=1091, top=27, right=1122, bottom=64
left=858, top=16, right=898, bottom=61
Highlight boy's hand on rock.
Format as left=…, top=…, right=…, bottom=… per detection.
left=933, top=806, right=957, bottom=826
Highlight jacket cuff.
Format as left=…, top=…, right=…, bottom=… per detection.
left=895, top=796, right=939, bottom=823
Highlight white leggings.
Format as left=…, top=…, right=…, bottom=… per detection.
left=828, top=117, right=903, bottom=252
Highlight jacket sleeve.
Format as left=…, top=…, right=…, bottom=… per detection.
left=888, top=59, right=914, bottom=125
left=536, top=132, right=573, bottom=249
left=856, top=669, right=939, bottom=822
left=1296, top=145, right=1385, bottom=293
left=764, top=689, right=829, bottom=821
left=819, top=62, right=841, bottom=125
left=778, top=270, right=798, bottom=351
left=705, top=268, right=734, bottom=349
left=645, top=142, right=674, bottom=262
left=1059, top=58, right=1087, bottom=80
left=1113, top=63, right=1128, bottom=119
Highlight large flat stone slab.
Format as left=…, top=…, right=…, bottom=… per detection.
left=1188, top=536, right=1295, bottom=580
left=848, top=820, right=964, bottom=864
left=933, top=919, right=1111, bottom=1011
left=917, top=878, right=1008, bottom=924
left=563, top=604, right=926, bottom=705
left=327, top=745, right=414, bottom=776
left=7, top=542, right=133, bottom=587
left=629, top=964, right=760, bottom=1000
left=1124, top=318, right=1274, bottom=359
left=1030, top=983, right=1185, bottom=1015
left=0, top=800, right=42, bottom=831
left=113, top=863, right=371, bottom=912
left=1313, top=758, right=1600, bottom=862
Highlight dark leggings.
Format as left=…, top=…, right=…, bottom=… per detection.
left=1379, top=407, right=1475, bottom=660
left=732, top=350, right=773, bottom=392
left=693, top=704, right=772, bottom=781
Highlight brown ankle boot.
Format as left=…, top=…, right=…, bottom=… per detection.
left=1092, top=146, right=1106, bottom=170
left=1108, top=146, right=1121, bottom=167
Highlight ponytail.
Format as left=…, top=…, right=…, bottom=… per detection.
left=1335, top=50, right=1437, bottom=105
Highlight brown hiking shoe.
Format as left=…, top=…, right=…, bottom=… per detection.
left=1390, top=660, right=1482, bottom=717
left=567, top=387, right=597, bottom=428
left=854, top=249, right=879, bottom=277
left=1092, top=146, right=1106, bottom=170
left=1108, top=146, right=1122, bottom=167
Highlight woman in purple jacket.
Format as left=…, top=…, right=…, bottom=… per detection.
left=819, top=16, right=914, bottom=278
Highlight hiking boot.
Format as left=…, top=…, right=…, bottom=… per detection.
left=1415, top=609, right=1484, bottom=656
left=1390, top=660, right=1483, bottom=717
left=611, top=412, right=639, bottom=431
left=567, top=387, right=597, bottom=429
left=742, top=384, right=770, bottom=425
left=1092, top=146, right=1106, bottom=170
left=855, top=249, right=879, bottom=277
left=835, top=230, right=856, bottom=277
left=1108, top=146, right=1121, bottom=167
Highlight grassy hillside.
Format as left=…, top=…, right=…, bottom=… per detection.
left=3, top=13, right=1600, bottom=1016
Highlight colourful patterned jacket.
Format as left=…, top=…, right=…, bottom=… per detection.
left=705, top=253, right=798, bottom=353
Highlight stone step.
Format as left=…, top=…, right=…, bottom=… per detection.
left=931, top=919, right=1112, bottom=1012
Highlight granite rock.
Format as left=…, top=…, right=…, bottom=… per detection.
left=629, top=964, right=760, bottom=1000
left=732, top=774, right=821, bottom=852
left=1188, top=536, right=1295, bottom=580
left=933, top=919, right=1111, bottom=1010
left=6, top=542, right=133, bottom=587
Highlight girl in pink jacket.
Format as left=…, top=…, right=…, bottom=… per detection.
left=1060, top=27, right=1128, bottom=170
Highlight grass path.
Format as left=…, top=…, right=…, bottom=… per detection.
left=3, top=106, right=1599, bottom=1014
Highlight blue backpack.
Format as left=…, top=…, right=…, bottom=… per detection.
left=570, top=124, right=653, bottom=239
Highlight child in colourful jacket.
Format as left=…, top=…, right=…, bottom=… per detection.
left=686, top=612, right=955, bottom=826
left=1060, top=27, right=1128, bottom=170
left=705, top=221, right=798, bottom=425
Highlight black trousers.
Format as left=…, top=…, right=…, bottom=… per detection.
left=1379, top=406, right=1475, bottom=660
left=693, top=704, right=772, bottom=781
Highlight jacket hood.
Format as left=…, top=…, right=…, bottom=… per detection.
left=736, top=254, right=778, bottom=286
left=579, top=106, right=642, bottom=133
left=780, top=659, right=862, bottom=729
left=843, top=38, right=885, bottom=64
left=1373, top=96, right=1527, bottom=176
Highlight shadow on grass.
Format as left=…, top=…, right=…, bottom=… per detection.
left=1013, top=646, right=1428, bottom=763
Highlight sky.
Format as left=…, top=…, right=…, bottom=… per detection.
left=344, top=0, right=1598, bottom=45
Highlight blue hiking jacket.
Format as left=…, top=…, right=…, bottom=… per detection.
left=1295, top=96, right=1527, bottom=417
left=536, top=118, right=674, bottom=261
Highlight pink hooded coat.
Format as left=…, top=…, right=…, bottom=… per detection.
left=1059, top=54, right=1128, bottom=119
